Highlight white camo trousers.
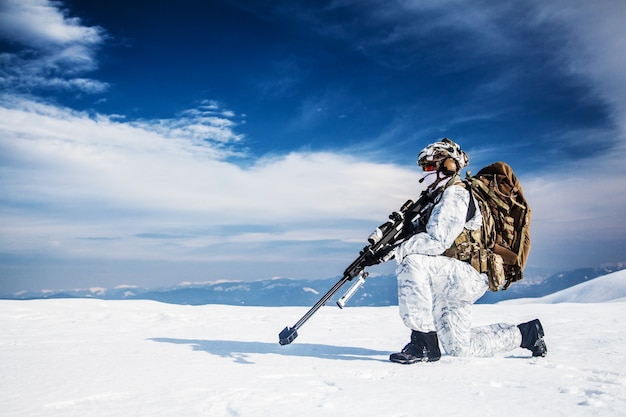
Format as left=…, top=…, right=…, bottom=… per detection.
left=397, top=254, right=522, bottom=357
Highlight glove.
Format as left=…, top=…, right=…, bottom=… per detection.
left=361, top=249, right=380, bottom=267
left=380, top=246, right=396, bottom=262
left=361, top=244, right=395, bottom=267
left=377, top=244, right=396, bottom=263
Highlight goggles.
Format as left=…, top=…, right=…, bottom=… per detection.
left=421, top=163, right=437, bottom=172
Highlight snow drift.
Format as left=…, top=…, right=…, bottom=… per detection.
left=504, top=268, right=626, bottom=304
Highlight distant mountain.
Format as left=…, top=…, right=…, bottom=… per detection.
left=2, top=277, right=396, bottom=307
left=3, top=264, right=625, bottom=306
left=130, top=275, right=399, bottom=307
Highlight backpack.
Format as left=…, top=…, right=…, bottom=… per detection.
left=444, top=162, right=532, bottom=291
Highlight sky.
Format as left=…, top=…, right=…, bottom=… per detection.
left=1, top=0, right=626, bottom=293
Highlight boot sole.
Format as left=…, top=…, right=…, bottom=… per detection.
left=389, top=354, right=441, bottom=364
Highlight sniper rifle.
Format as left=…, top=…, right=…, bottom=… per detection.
left=278, top=190, right=435, bottom=345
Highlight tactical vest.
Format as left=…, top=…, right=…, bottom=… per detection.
left=442, top=186, right=503, bottom=291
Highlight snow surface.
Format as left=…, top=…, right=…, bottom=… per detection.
left=2, top=273, right=626, bottom=417
left=505, top=269, right=626, bottom=304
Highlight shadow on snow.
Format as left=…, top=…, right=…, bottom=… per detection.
left=149, top=337, right=390, bottom=364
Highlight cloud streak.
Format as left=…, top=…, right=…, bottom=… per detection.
left=536, top=0, right=626, bottom=134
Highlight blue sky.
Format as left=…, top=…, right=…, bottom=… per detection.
left=1, top=0, right=625, bottom=293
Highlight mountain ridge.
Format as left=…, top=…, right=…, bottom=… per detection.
left=3, top=264, right=624, bottom=306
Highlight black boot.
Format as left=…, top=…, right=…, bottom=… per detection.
left=518, top=319, right=547, bottom=357
left=390, top=331, right=441, bottom=364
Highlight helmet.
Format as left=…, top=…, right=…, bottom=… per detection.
left=417, top=138, right=469, bottom=174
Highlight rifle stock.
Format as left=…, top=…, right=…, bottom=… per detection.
left=278, top=191, right=433, bottom=345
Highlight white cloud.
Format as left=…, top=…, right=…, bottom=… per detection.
left=1, top=92, right=624, bottom=271
left=134, top=105, right=245, bottom=147
left=0, top=0, right=106, bottom=92
left=0, top=95, right=417, bottom=262
left=0, top=0, right=103, bottom=47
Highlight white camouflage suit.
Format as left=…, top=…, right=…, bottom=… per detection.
left=394, top=183, right=522, bottom=357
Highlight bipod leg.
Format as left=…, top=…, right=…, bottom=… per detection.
left=336, top=270, right=368, bottom=309
left=278, top=275, right=349, bottom=345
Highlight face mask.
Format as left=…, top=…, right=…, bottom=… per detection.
left=420, top=171, right=439, bottom=189
left=420, top=171, right=449, bottom=190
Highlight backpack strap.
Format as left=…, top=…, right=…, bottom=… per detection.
left=472, top=177, right=510, bottom=211
left=465, top=182, right=477, bottom=222
left=454, top=179, right=476, bottom=223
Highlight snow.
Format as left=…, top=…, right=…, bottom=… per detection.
left=303, top=286, right=320, bottom=295
left=505, top=269, right=626, bottom=304
left=2, top=274, right=626, bottom=417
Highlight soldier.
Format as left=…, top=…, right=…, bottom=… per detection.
left=389, top=138, right=547, bottom=364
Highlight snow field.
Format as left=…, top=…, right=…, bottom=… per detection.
left=1, top=298, right=626, bottom=417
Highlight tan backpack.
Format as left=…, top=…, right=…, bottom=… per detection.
left=445, top=162, right=532, bottom=291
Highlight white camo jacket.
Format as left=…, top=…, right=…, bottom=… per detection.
left=394, top=184, right=482, bottom=263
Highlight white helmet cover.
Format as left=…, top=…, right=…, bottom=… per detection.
left=417, top=138, right=469, bottom=172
